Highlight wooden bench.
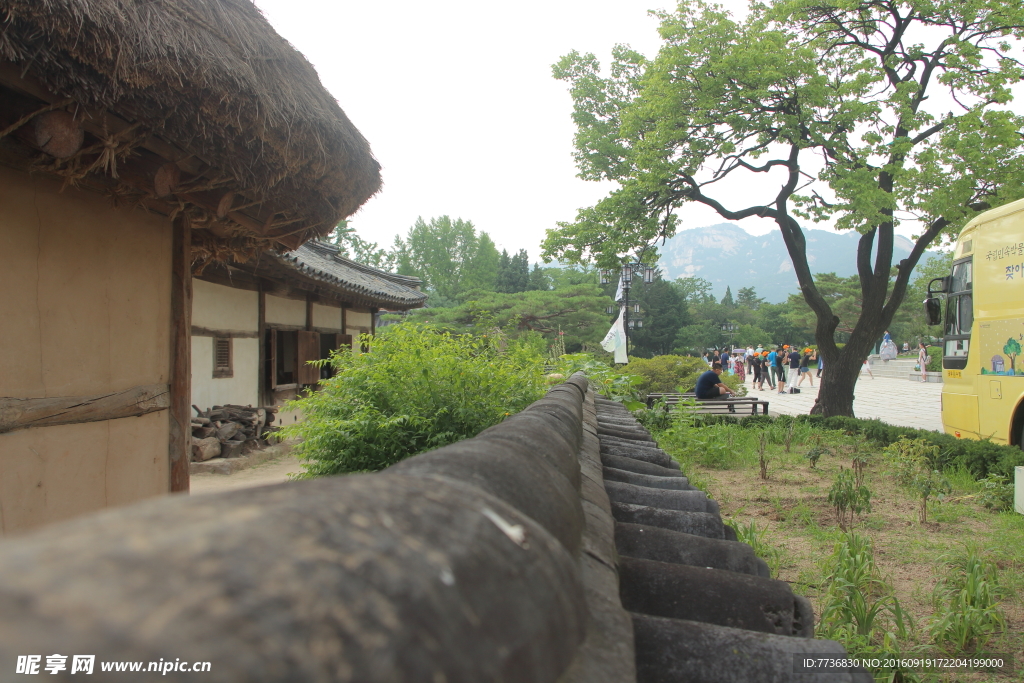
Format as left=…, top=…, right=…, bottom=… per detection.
left=646, top=393, right=770, bottom=415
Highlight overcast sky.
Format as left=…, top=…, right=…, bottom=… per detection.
left=254, top=0, right=1019, bottom=262
left=254, top=0, right=774, bottom=260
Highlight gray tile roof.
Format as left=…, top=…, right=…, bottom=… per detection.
left=273, top=241, right=426, bottom=309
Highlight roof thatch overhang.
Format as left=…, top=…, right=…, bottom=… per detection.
left=0, top=0, right=382, bottom=262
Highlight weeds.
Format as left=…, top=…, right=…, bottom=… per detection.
left=758, top=431, right=769, bottom=480
left=976, top=473, right=1014, bottom=512
left=732, top=520, right=782, bottom=578
left=929, top=545, right=1006, bottom=653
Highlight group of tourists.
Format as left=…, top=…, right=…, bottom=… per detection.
left=747, top=345, right=818, bottom=394
left=701, top=344, right=818, bottom=397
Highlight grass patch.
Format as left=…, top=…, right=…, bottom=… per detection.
left=649, top=412, right=1024, bottom=682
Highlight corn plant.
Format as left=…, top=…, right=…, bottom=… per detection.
left=930, top=545, right=1005, bottom=653
left=817, top=533, right=913, bottom=642
left=827, top=468, right=871, bottom=532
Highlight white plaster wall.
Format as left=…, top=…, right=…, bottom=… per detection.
left=265, top=295, right=306, bottom=327
left=192, top=279, right=258, bottom=332
left=347, top=309, right=373, bottom=328
left=190, top=337, right=259, bottom=410
left=313, top=302, right=342, bottom=330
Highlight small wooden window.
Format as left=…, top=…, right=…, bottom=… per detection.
left=213, top=337, right=233, bottom=378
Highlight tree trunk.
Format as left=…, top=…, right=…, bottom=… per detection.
left=813, top=348, right=869, bottom=417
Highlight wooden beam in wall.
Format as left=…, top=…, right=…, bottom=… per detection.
left=0, top=384, right=170, bottom=434
left=169, top=216, right=192, bottom=494
left=305, top=294, right=314, bottom=332
left=258, top=286, right=267, bottom=407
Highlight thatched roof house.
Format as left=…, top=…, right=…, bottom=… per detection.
left=0, top=0, right=381, bottom=258
left=0, top=0, right=383, bottom=533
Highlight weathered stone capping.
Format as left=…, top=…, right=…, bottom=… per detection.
left=0, top=373, right=633, bottom=682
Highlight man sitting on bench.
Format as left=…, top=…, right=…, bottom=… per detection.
left=695, top=362, right=736, bottom=400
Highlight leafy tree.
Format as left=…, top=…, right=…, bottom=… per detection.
left=736, top=287, right=765, bottom=310
left=721, top=286, right=735, bottom=307
left=627, top=274, right=691, bottom=357
left=672, top=276, right=716, bottom=305
left=755, top=302, right=802, bottom=346
left=325, top=222, right=395, bottom=270
left=547, top=264, right=600, bottom=288
left=674, top=321, right=726, bottom=354
left=546, top=0, right=1024, bottom=416
left=462, top=231, right=501, bottom=293
left=405, top=285, right=613, bottom=353
left=736, top=323, right=770, bottom=347
left=394, top=216, right=479, bottom=301
left=784, top=273, right=865, bottom=338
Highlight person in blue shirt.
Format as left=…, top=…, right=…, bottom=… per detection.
left=695, top=362, right=736, bottom=399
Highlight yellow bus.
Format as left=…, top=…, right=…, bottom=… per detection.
left=927, top=197, right=1024, bottom=446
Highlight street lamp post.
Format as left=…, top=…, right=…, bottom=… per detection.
left=601, top=261, right=654, bottom=355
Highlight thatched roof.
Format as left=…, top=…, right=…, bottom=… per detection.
left=0, top=0, right=381, bottom=253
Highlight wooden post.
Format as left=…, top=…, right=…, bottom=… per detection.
left=306, top=294, right=314, bottom=331
left=258, top=284, right=266, bottom=406
left=341, top=304, right=348, bottom=348
left=371, top=307, right=378, bottom=337
left=169, top=216, right=192, bottom=493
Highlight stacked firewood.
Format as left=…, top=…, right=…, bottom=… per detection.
left=190, top=404, right=280, bottom=462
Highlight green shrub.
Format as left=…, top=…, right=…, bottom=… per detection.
left=282, top=324, right=545, bottom=476
left=926, top=345, right=942, bottom=372
left=620, top=355, right=706, bottom=396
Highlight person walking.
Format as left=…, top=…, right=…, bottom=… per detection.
left=816, top=352, right=824, bottom=378
left=797, top=347, right=815, bottom=387
left=766, top=347, right=779, bottom=390
left=861, top=359, right=874, bottom=379
left=918, top=343, right=929, bottom=382
left=774, top=346, right=788, bottom=394
left=787, top=345, right=801, bottom=386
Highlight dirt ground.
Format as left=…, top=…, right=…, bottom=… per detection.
left=189, top=450, right=306, bottom=495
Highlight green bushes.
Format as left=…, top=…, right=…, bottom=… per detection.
left=282, top=324, right=545, bottom=476
left=794, top=415, right=1024, bottom=478
left=620, top=355, right=708, bottom=396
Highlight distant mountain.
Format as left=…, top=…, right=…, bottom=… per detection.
left=656, top=223, right=931, bottom=304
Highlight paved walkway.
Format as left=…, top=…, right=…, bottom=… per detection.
left=190, top=451, right=304, bottom=495
left=742, top=372, right=943, bottom=432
